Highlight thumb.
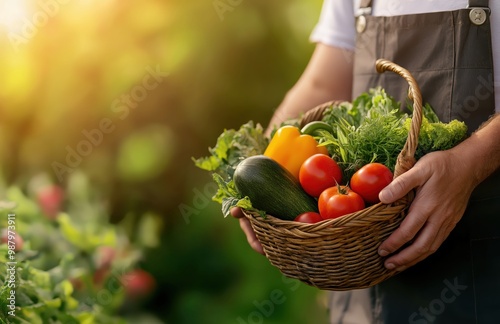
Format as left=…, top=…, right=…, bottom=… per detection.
left=230, top=207, right=244, bottom=219
left=379, top=171, right=418, bottom=204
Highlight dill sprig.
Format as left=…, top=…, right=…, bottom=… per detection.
left=320, top=87, right=467, bottom=181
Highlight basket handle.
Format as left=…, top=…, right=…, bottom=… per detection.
left=375, top=59, right=423, bottom=178
left=299, top=59, right=423, bottom=178
left=299, top=100, right=343, bottom=128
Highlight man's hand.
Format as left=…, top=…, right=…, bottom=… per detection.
left=377, top=114, right=500, bottom=271
left=377, top=150, right=476, bottom=271
left=230, top=207, right=264, bottom=255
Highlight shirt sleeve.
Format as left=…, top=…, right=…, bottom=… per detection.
left=309, top=0, right=357, bottom=51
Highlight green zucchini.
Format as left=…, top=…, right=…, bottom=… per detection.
left=233, top=155, right=318, bottom=220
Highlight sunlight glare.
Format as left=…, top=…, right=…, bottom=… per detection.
left=0, top=0, right=29, bottom=33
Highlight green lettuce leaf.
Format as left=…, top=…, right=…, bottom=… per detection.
left=193, top=121, right=269, bottom=216
left=193, top=121, right=268, bottom=179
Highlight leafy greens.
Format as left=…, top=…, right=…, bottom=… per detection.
left=193, top=121, right=269, bottom=216
left=194, top=88, right=469, bottom=217
left=321, top=87, right=468, bottom=179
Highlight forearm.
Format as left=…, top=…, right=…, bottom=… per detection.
left=267, top=80, right=347, bottom=130
left=266, top=44, right=354, bottom=133
left=450, top=113, right=500, bottom=187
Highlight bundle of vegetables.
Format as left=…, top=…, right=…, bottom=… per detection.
left=194, top=60, right=472, bottom=291
left=320, top=88, right=468, bottom=179
left=193, top=87, right=468, bottom=221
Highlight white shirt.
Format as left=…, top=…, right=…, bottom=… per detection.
left=310, top=0, right=500, bottom=113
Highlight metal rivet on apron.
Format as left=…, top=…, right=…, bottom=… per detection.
left=469, top=8, right=487, bottom=26
left=356, top=15, right=367, bottom=33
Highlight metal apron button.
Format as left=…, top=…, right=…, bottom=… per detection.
left=469, top=8, right=487, bottom=25
left=357, top=15, right=367, bottom=33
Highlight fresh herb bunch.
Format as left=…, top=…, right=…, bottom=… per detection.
left=407, top=118, right=468, bottom=160
left=323, top=88, right=403, bottom=129
left=320, top=87, right=468, bottom=179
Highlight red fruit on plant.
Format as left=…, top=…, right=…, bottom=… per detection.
left=294, top=212, right=323, bottom=223
left=69, top=277, right=85, bottom=291
left=94, top=246, right=116, bottom=269
left=318, top=186, right=365, bottom=220
left=1, top=228, right=24, bottom=251
left=37, top=185, right=64, bottom=219
left=121, top=269, right=156, bottom=300
left=93, top=267, right=110, bottom=287
left=350, top=163, right=393, bottom=204
left=299, top=154, right=343, bottom=197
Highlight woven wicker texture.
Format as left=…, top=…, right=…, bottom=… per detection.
left=244, top=59, right=423, bottom=291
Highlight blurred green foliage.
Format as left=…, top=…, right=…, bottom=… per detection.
left=0, top=0, right=331, bottom=323
left=0, top=172, right=162, bottom=323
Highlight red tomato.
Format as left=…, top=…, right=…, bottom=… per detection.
left=94, top=246, right=116, bottom=269
left=299, top=154, right=343, bottom=197
left=37, top=185, right=64, bottom=219
left=1, top=229, right=24, bottom=251
left=294, top=212, right=323, bottom=223
left=350, top=163, right=393, bottom=204
left=121, top=269, right=156, bottom=300
left=318, top=186, right=365, bottom=219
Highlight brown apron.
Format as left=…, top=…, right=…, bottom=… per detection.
left=343, top=0, right=500, bottom=323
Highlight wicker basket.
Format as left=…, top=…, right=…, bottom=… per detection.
left=243, top=59, right=423, bottom=291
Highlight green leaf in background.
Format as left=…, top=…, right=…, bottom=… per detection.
left=136, top=212, right=163, bottom=248
left=27, top=267, right=51, bottom=291
left=5, top=187, right=39, bottom=220
left=117, top=125, right=176, bottom=182
left=76, top=313, right=96, bottom=324
left=56, top=280, right=73, bottom=299
left=44, top=298, right=62, bottom=309
left=57, top=213, right=117, bottom=252
left=0, top=284, right=11, bottom=318
left=19, top=308, right=43, bottom=324
left=0, top=200, right=16, bottom=212
left=54, top=279, right=80, bottom=313
left=67, top=170, right=92, bottom=205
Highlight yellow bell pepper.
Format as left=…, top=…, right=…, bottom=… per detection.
left=264, top=125, right=329, bottom=179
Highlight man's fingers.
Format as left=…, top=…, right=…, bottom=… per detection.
left=383, top=219, right=452, bottom=271
left=378, top=202, right=428, bottom=257
left=382, top=221, right=437, bottom=270
left=231, top=207, right=265, bottom=255
left=230, top=207, right=244, bottom=218
left=239, top=218, right=264, bottom=255
left=379, top=168, right=424, bottom=204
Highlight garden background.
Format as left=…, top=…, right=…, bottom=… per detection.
left=0, top=0, right=331, bottom=323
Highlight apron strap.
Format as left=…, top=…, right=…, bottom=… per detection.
left=468, top=0, right=489, bottom=8
left=359, top=0, right=489, bottom=10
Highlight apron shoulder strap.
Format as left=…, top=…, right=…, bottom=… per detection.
left=359, top=0, right=489, bottom=10
left=468, top=0, right=489, bottom=7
